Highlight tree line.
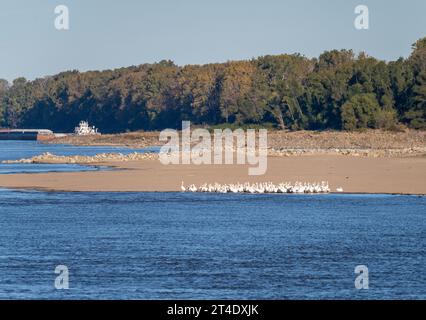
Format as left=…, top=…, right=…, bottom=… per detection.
left=0, top=37, right=425, bottom=133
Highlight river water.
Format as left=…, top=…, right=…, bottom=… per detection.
left=0, top=140, right=158, bottom=174
left=0, top=142, right=424, bottom=299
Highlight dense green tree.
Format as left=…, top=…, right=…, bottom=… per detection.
left=0, top=37, right=425, bottom=132
left=256, top=54, right=313, bottom=129
left=0, top=79, right=9, bottom=126
left=404, top=37, right=426, bottom=128
left=341, top=93, right=381, bottom=130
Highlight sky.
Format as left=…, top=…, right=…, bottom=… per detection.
left=0, top=0, right=425, bottom=82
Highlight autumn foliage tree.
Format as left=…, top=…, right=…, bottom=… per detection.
left=1, top=37, right=425, bottom=132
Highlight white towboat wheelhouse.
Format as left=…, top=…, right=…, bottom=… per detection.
left=74, top=121, right=100, bottom=136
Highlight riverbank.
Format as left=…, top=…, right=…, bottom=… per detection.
left=0, top=155, right=425, bottom=194
left=1, top=129, right=425, bottom=194
left=43, top=129, right=426, bottom=151
left=28, top=128, right=426, bottom=159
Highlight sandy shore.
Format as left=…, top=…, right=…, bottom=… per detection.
left=1, top=155, right=425, bottom=194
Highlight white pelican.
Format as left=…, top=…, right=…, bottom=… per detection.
left=179, top=181, right=333, bottom=194
left=188, top=184, right=198, bottom=192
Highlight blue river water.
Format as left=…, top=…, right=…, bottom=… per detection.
left=0, top=141, right=158, bottom=174
left=0, top=141, right=424, bottom=299
left=0, top=191, right=424, bottom=300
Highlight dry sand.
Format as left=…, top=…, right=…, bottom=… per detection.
left=0, top=155, right=425, bottom=194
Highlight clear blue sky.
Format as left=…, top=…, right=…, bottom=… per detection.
left=0, top=0, right=425, bottom=82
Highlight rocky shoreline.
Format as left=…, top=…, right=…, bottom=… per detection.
left=1, top=152, right=158, bottom=164
left=268, top=147, right=426, bottom=157
left=2, top=146, right=425, bottom=165
left=42, top=129, right=426, bottom=150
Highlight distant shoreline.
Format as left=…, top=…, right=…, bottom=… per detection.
left=41, top=129, right=426, bottom=151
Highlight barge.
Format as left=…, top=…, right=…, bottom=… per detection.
left=0, top=129, right=54, bottom=141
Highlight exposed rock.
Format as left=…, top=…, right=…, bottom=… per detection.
left=2, top=152, right=158, bottom=164
left=2, top=145, right=425, bottom=166
left=268, top=147, right=426, bottom=157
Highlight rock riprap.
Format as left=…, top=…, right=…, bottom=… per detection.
left=2, top=152, right=158, bottom=164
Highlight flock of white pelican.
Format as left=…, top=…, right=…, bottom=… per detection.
left=181, top=181, right=335, bottom=194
